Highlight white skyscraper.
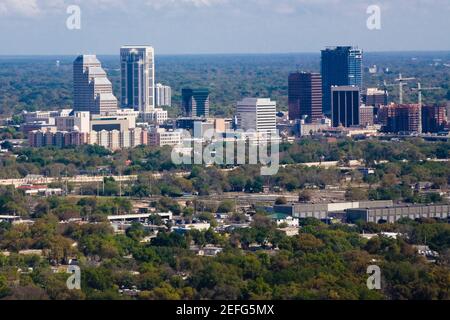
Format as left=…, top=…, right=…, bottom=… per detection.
left=155, top=83, right=172, bottom=107
left=120, top=46, right=155, bottom=114
left=73, top=55, right=118, bottom=115
left=236, top=98, right=277, bottom=133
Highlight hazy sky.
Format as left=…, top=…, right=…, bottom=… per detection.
left=0, top=0, right=449, bottom=55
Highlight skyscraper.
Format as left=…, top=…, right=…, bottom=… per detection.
left=120, top=46, right=155, bottom=114
left=288, top=72, right=322, bottom=122
left=331, top=86, right=360, bottom=127
left=73, top=55, right=118, bottom=115
left=155, top=83, right=172, bottom=107
left=321, top=46, right=363, bottom=115
left=236, top=98, right=276, bottom=133
left=182, top=88, right=210, bottom=118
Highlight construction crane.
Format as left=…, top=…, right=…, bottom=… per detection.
left=410, top=83, right=441, bottom=134
left=381, top=80, right=396, bottom=98
left=411, top=82, right=441, bottom=107
left=395, top=73, right=415, bottom=104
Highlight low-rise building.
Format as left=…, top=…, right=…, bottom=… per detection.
left=347, top=204, right=450, bottom=223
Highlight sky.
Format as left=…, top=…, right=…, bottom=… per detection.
left=0, top=0, right=449, bottom=55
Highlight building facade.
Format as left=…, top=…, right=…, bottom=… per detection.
left=288, top=72, right=322, bottom=122
left=120, top=46, right=155, bottom=115
left=73, top=55, right=118, bottom=115
left=359, top=105, right=374, bottom=126
left=321, top=46, right=363, bottom=115
left=236, top=98, right=277, bottom=133
left=148, top=128, right=183, bottom=147
left=181, top=88, right=210, bottom=118
left=379, top=104, right=421, bottom=133
left=422, top=105, right=447, bottom=133
left=331, top=86, right=360, bottom=127
left=155, top=83, right=172, bottom=107
left=363, top=88, right=388, bottom=107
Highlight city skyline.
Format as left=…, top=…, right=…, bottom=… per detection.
left=0, top=0, right=449, bottom=55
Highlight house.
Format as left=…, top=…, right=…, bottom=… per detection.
left=360, top=232, right=401, bottom=240
left=269, top=213, right=299, bottom=227
left=190, top=245, right=223, bottom=257
left=173, top=222, right=211, bottom=233
left=413, top=245, right=439, bottom=262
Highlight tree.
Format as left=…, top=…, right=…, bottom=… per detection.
left=345, top=187, right=368, bottom=201
left=298, top=190, right=312, bottom=203
left=275, top=197, right=287, bottom=205
left=0, top=275, right=10, bottom=298
left=217, top=200, right=235, bottom=213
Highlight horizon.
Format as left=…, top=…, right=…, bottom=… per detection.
left=2, top=49, right=450, bottom=58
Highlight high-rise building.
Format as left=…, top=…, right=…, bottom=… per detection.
left=120, top=46, right=155, bottom=115
left=378, top=104, right=421, bottom=133
left=422, top=105, right=447, bottom=133
left=321, top=46, right=363, bottom=115
left=155, top=83, right=172, bottom=107
left=288, top=72, right=322, bottom=122
left=73, top=55, right=118, bottom=115
left=331, top=86, right=360, bottom=127
left=236, top=98, right=277, bottom=133
left=182, top=88, right=210, bottom=118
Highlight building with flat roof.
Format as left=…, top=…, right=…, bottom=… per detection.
left=90, top=114, right=136, bottom=132
left=148, top=128, right=183, bottom=147
left=363, top=88, right=388, bottom=108
left=236, top=98, right=277, bottom=133
left=331, top=86, right=360, bottom=127
left=288, top=72, right=322, bottom=122
left=274, top=200, right=393, bottom=220
left=182, top=88, right=210, bottom=118
left=359, top=105, right=374, bottom=126
left=378, top=103, right=421, bottom=133
left=422, top=105, right=447, bottom=133
left=155, top=83, right=172, bottom=107
left=321, top=46, right=363, bottom=115
left=347, top=204, right=450, bottom=223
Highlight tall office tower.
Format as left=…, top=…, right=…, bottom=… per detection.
left=181, top=88, right=210, bottom=118
left=120, top=46, right=155, bottom=114
left=73, top=55, right=118, bottom=115
left=378, top=104, right=421, bottom=133
left=155, top=83, right=172, bottom=107
left=321, top=46, right=363, bottom=115
left=422, top=105, right=447, bottom=133
left=331, top=86, right=360, bottom=128
left=236, top=98, right=277, bottom=133
left=288, top=72, right=323, bottom=122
